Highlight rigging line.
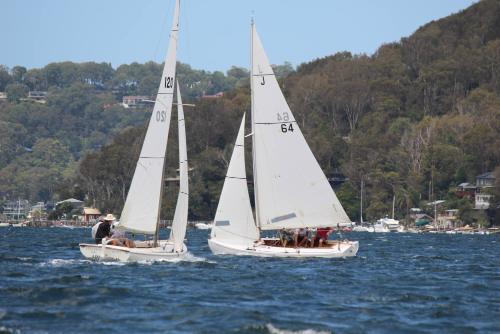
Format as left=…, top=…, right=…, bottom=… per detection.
left=152, top=0, right=172, bottom=62
left=225, top=176, right=247, bottom=180
left=255, top=121, right=297, bottom=125
left=252, top=73, right=275, bottom=77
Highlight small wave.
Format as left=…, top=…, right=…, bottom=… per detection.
left=39, top=259, right=91, bottom=267
left=266, top=324, right=331, bottom=334
left=137, top=252, right=215, bottom=265
left=98, top=261, right=126, bottom=266
left=0, top=326, right=21, bottom=334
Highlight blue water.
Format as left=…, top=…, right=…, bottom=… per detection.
left=0, top=228, right=499, bottom=334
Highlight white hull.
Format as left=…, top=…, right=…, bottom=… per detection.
left=79, top=240, right=187, bottom=262
left=373, top=225, right=390, bottom=233
left=208, top=238, right=358, bottom=258
left=195, top=222, right=213, bottom=230
left=0, top=223, right=10, bottom=227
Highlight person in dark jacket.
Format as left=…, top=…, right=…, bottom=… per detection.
left=94, top=214, right=115, bottom=244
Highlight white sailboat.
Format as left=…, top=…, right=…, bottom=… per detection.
left=208, top=22, right=358, bottom=258
left=79, top=0, right=189, bottom=261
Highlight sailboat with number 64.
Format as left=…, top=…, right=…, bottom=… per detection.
left=208, top=22, right=359, bottom=258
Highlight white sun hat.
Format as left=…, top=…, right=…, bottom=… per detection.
left=104, top=213, right=116, bottom=221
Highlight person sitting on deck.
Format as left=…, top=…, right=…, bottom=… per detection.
left=280, top=229, right=295, bottom=247
left=294, top=228, right=309, bottom=247
left=94, top=214, right=114, bottom=244
left=315, top=227, right=332, bottom=247
left=107, top=221, right=136, bottom=248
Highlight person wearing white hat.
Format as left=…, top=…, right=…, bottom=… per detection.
left=94, top=214, right=115, bottom=244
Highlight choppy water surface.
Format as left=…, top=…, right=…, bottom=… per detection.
left=0, top=228, right=499, bottom=333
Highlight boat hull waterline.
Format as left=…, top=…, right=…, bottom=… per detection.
left=208, top=238, right=359, bottom=258
left=79, top=241, right=187, bottom=262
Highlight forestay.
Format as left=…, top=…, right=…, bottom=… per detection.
left=211, top=114, right=259, bottom=247
left=119, top=0, right=180, bottom=234
left=251, top=24, right=350, bottom=230
left=169, top=82, right=189, bottom=252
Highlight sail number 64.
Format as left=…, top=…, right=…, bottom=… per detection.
left=281, top=123, right=294, bottom=133
left=278, top=112, right=293, bottom=133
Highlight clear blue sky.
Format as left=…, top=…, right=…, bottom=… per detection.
left=2, top=0, right=476, bottom=72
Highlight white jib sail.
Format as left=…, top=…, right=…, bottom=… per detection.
left=251, top=23, right=350, bottom=230
left=211, top=114, right=259, bottom=247
left=119, top=0, right=180, bottom=234
left=170, top=82, right=189, bottom=252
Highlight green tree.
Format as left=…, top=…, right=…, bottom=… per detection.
left=5, top=83, right=29, bottom=102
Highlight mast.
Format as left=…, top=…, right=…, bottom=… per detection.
left=153, top=0, right=180, bottom=247
left=392, top=194, right=395, bottom=220
left=153, top=161, right=166, bottom=247
left=250, top=18, right=260, bottom=231
left=120, top=0, right=179, bottom=236
left=360, top=179, right=364, bottom=224
left=169, top=81, right=190, bottom=252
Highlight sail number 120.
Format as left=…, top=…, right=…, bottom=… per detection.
left=164, top=76, right=174, bottom=89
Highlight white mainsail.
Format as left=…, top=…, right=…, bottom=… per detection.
left=251, top=23, right=350, bottom=230
left=169, top=82, right=189, bottom=252
left=211, top=114, right=259, bottom=247
left=119, top=0, right=180, bottom=234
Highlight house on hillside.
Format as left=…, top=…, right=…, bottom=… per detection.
left=201, top=91, right=224, bottom=100
left=122, top=96, right=151, bottom=108
left=409, top=208, right=433, bottom=227
left=56, top=198, right=84, bottom=210
left=28, top=202, right=48, bottom=220
left=456, top=182, right=477, bottom=199
left=27, top=91, right=47, bottom=103
left=475, top=172, right=495, bottom=209
left=437, top=209, right=460, bottom=229
left=0, top=92, right=7, bottom=100
left=2, top=199, right=30, bottom=220
left=476, top=172, right=495, bottom=188
left=82, top=207, right=101, bottom=224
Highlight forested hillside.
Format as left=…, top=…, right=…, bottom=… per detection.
left=0, top=60, right=281, bottom=201
left=2, top=0, right=499, bottom=223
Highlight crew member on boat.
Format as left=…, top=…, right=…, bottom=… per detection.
left=314, top=227, right=333, bottom=247
left=294, top=228, right=310, bottom=247
left=108, top=221, right=135, bottom=248
left=279, top=229, right=295, bottom=247
left=94, top=214, right=114, bottom=244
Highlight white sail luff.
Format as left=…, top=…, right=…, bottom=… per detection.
left=119, top=0, right=180, bottom=234
left=211, top=114, right=259, bottom=247
left=250, top=21, right=260, bottom=229
left=170, top=82, right=189, bottom=252
left=251, top=24, right=350, bottom=231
